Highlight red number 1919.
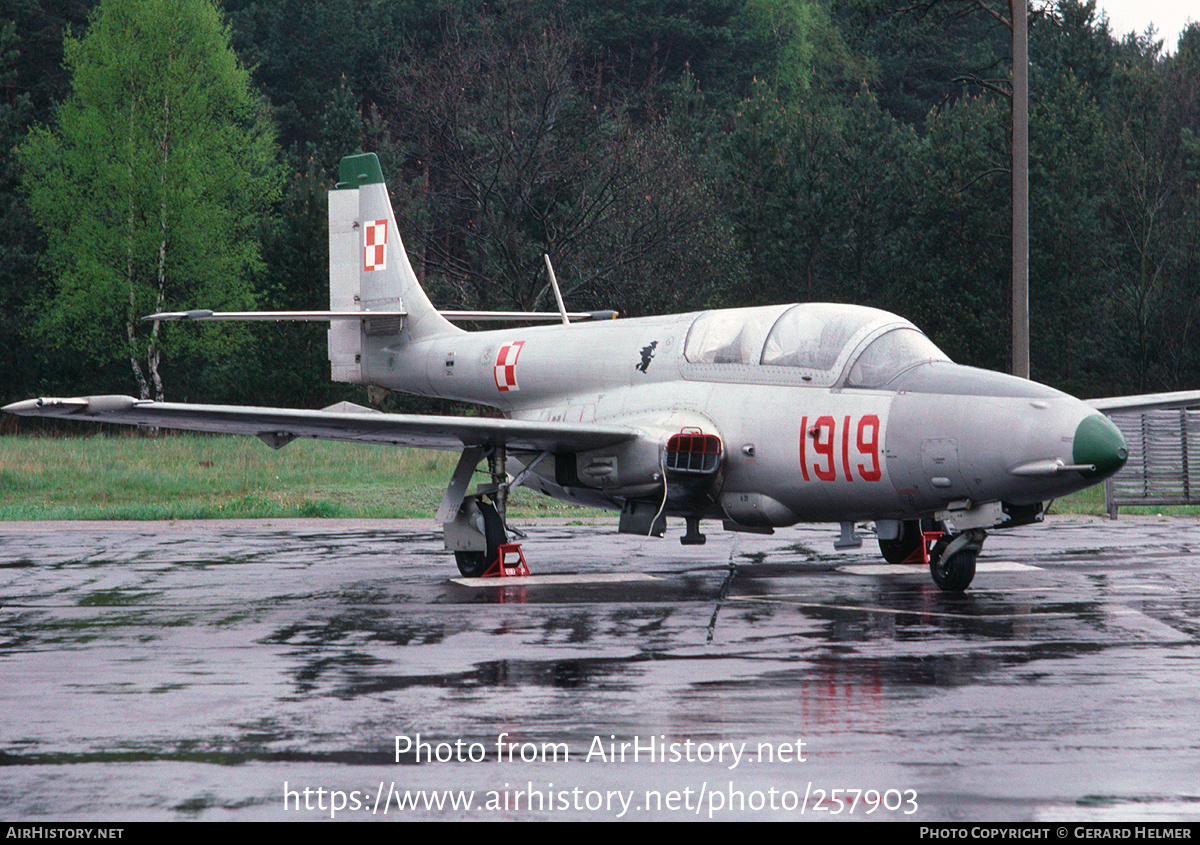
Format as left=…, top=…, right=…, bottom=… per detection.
left=799, top=414, right=881, bottom=482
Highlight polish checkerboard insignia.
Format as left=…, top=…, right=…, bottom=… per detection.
left=494, top=341, right=525, bottom=392
left=364, top=219, right=387, bottom=271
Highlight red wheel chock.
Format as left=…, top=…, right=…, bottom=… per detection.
left=901, top=532, right=945, bottom=566
left=481, top=543, right=530, bottom=578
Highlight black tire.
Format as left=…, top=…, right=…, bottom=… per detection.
left=929, top=544, right=977, bottom=592
left=453, top=499, right=507, bottom=578
left=455, top=550, right=490, bottom=577
left=879, top=519, right=923, bottom=564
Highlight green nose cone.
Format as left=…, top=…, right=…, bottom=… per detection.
left=1073, top=414, right=1128, bottom=479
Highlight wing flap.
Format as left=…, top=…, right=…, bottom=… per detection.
left=3, top=396, right=638, bottom=453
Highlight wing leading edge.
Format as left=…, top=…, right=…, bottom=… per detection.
left=2, top=396, right=638, bottom=454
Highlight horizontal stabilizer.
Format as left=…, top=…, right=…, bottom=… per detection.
left=145, top=309, right=617, bottom=323
left=440, top=310, right=619, bottom=322
left=144, top=310, right=406, bottom=322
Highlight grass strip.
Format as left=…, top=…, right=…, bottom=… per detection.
left=0, top=432, right=1192, bottom=521
left=0, top=432, right=603, bottom=521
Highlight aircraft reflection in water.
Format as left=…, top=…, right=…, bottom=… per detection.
left=8, top=153, right=1194, bottom=591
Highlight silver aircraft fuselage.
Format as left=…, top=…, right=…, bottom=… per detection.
left=361, top=301, right=1125, bottom=528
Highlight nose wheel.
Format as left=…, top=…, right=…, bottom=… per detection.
left=881, top=521, right=985, bottom=591
left=927, top=528, right=985, bottom=592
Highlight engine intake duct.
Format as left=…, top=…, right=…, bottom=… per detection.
left=666, top=430, right=722, bottom=475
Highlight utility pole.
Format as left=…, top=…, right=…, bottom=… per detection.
left=1012, top=0, right=1029, bottom=379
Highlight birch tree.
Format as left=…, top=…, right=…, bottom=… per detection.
left=20, top=0, right=279, bottom=400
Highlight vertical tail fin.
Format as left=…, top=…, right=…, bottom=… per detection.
left=328, top=153, right=460, bottom=384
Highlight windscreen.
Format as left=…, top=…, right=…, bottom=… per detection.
left=845, top=327, right=949, bottom=387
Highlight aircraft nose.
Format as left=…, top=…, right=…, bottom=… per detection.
left=1073, top=413, right=1128, bottom=479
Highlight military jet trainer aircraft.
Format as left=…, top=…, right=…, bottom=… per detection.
left=6, top=153, right=1194, bottom=591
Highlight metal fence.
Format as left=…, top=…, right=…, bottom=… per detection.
left=1104, top=408, right=1200, bottom=517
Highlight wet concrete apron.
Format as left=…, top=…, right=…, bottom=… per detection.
left=1, top=517, right=1197, bottom=820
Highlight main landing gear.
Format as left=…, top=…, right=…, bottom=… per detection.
left=878, top=519, right=986, bottom=592
left=442, top=443, right=539, bottom=578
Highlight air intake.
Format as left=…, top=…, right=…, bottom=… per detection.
left=665, top=430, right=722, bottom=474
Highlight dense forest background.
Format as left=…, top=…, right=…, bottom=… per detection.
left=2, top=0, right=1198, bottom=415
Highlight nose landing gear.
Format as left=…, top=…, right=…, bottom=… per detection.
left=927, top=528, right=985, bottom=592
left=879, top=520, right=985, bottom=591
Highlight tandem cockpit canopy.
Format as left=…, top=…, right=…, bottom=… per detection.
left=682, top=302, right=949, bottom=388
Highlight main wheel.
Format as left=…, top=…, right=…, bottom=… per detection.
left=879, top=519, right=923, bottom=564
left=454, top=550, right=490, bottom=577
left=453, top=498, right=507, bottom=577
left=929, top=537, right=977, bottom=592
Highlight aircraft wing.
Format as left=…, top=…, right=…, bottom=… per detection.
left=1, top=396, right=638, bottom=453
left=1086, top=390, right=1200, bottom=414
